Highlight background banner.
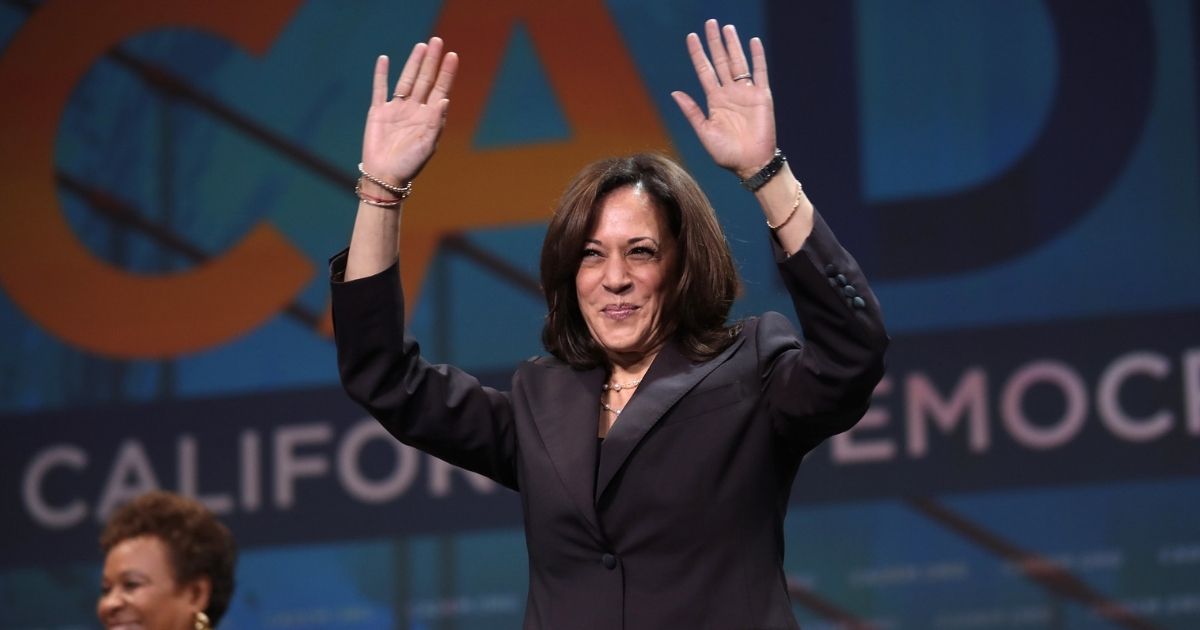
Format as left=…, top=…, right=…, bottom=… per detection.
left=2, top=0, right=1197, bottom=628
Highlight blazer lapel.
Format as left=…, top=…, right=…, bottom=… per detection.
left=595, top=335, right=746, bottom=502
left=525, top=362, right=606, bottom=540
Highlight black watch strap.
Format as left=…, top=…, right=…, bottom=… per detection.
left=739, top=149, right=786, bottom=192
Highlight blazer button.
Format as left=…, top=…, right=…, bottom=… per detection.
left=824, top=264, right=838, bottom=277
left=852, top=296, right=866, bottom=309
left=835, top=273, right=848, bottom=286
left=602, top=553, right=617, bottom=570
left=842, top=285, right=858, bottom=297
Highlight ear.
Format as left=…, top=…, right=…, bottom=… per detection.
left=184, top=575, right=212, bottom=612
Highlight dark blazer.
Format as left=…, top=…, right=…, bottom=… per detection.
left=331, top=211, right=888, bottom=630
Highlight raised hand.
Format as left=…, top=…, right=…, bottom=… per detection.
left=345, top=38, right=457, bottom=281
left=671, top=20, right=776, bottom=179
left=361, top=37, right=458, bottom=187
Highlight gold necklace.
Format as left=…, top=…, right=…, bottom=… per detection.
left=603, top=378, right=642, bottom=392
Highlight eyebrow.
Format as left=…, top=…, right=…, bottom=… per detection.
left=103, top=570, right=151, bottom=583
left=584, top=236, right=661, bottom=246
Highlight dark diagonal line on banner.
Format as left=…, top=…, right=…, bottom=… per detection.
left=107, top=47, right=357, bottom=191
left=441, top=234, right=541, bottom=297
left=906, top=496, right=1161, bottom=630
left=57, top=172, right=324, bottom=330
left=788, top=580, right=879, bottom=630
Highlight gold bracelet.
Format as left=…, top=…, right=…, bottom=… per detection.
left=766, top=179, right=804, bottom=230
left=357, top=162, right=413, bottom=200
left=355, top=178, right=403, bottom=208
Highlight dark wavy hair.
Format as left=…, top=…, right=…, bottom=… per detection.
left=100, top=491, right=237, bottom=627
left=541, top=153, right=740, bottom=369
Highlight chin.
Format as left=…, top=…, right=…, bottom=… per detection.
left=588, top=318, right=660, bottom=358
left=599, top=338, right=653, bottom=357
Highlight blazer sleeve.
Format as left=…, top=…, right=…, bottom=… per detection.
left=759, top=210, right=890, bottom=452
left=329, top=251, right=519, bottom=490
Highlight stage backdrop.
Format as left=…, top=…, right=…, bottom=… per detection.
left=2, top=1, right=1198, bottom=628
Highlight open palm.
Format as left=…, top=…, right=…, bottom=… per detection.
left=671, top=21, right=777, bottom=179
left=361, top=38, right=458, bottom=186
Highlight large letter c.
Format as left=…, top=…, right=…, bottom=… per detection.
left=0, top=0, right=308, bottom=358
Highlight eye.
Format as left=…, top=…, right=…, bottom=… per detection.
left=627, top=245, right=658, bottom=260
left=579, top=247, right=604, bottom=264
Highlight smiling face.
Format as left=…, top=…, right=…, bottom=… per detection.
left=97, top=535, right=205, bottom=630
left=575, top=184, right=676, bottom=363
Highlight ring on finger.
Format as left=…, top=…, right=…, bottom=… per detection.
left=732, top=73, right=753, bottom=83
left=393, top=93, right=409, bottom=100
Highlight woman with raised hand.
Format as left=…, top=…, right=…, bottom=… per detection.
left=332, top=20, right=887, bottom=630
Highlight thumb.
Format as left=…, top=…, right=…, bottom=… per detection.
left=670, top=91, right=706, bottom=133
left=433, top=98, right=451, bottom=128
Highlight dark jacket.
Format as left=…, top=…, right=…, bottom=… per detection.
left=330, top=211, right=888, bottom=629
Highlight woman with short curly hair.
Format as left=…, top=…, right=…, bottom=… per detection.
left=97, top=491, right=236, bottom=630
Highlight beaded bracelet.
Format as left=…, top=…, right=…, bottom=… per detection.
left=357, top=162, right=413, bottom=200
left=766, top=179, right=804, bottom=230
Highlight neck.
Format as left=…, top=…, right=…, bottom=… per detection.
left=606, top=347, right=660, bottom=383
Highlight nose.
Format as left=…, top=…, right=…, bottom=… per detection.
left=601, top=256, right=631, bottom=294
left=97, top=589, right=121, bottom=620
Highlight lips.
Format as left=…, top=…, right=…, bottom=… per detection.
left=602, top=303, right=638, bottom=320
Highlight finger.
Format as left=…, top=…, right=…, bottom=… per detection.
left=428, top=51, right=459, bottom=102
left=372, top=55, right=389, bottom=106
left=436, top=98, right=451, bottom=124
left=393, top=41, right=427, bottom=99
left=722, top=25, right=751, bottom=83
left=411, top=36, right=444, bottom=103
left=750, top=37, right=769, bottom=87
left=705, top=19, right=732, bottom=83
left=670, top=90, right=707, bottom=132
left=686, top=32, right=720, bottom=94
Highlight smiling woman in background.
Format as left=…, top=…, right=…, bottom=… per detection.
left=332, top=19, right=888, bottom=629
left=97, top=491, right=236, bottom=630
